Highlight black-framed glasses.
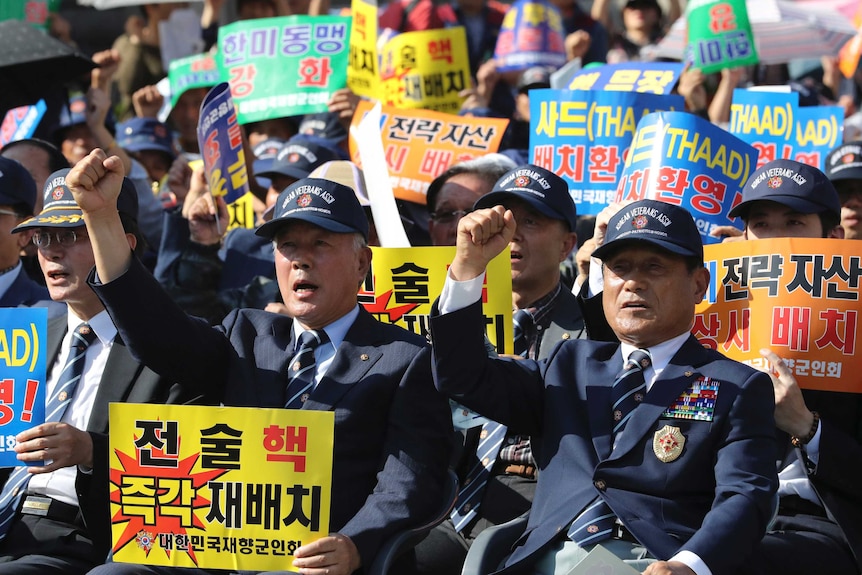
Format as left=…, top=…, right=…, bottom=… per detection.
left=32, top=230, right=83, bottom=248
left=430, top=209, right=472, bottom=224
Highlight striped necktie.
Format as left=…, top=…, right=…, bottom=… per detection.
left=567, top=349, right=651, bottom=546
left=0, top=322, right=97, bottom=540
left=512, top=309, right=533, bottom=358
left=450, top=421, right=507, bottom=532
left=285, top=329, right=329, bottom=409
left=611, top=349, right=651, bottom=436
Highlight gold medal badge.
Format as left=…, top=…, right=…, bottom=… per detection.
left=653, top=425, right=685, bottom=462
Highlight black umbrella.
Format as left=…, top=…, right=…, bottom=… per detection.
left=0, top=19, right=95, bottom=113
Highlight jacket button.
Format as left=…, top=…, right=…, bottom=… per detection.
left=594, top=479, right=606, bottom=491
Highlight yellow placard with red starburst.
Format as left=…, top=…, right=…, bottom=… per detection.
left=108, top=403, right=334, bottom=571
left=361, top=246, right=514, bottom=354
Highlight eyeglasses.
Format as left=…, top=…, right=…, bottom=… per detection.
left=430, top=209, right=472, bottom=224
left=32, top=229, right=85, bottom=248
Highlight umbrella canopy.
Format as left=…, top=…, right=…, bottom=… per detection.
left=0, top=20, right=95, bottom=113
left=655, top=0, right=859, bottom=65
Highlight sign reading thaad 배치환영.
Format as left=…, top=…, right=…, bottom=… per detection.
left=109, top=403, right=334, bottom=571
left=614, top=110, right=757, bottom=243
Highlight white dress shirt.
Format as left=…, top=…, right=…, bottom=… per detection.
left=28, top=309, right=116, bottom=506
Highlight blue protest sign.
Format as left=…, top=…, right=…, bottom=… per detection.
left=529, top=89, right=684, bottom=216
left=567, top=62, right=684, bottom=94
left=616, top=111, right=757, bottom=243
left=0, top=308, right=47, bottom=466
left=729, top=89, right=843, bottom=171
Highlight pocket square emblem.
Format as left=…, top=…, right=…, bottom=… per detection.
left=653, top=425, right=685, bottom=463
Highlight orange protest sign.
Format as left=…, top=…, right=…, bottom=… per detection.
left=694, top=238, right=860, bottom=393
left=348, top=100, right=509, bottom=204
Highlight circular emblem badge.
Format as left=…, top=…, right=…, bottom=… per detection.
left=297, top=194, right=313, bottom=207
left=843, top=153, right=855, bottom=164
left=767, top=176, right=783, bottom=189
left=289, top=153, right=301, bottom=163
left=633, top=214, right=648, bottom=229
left=514, top=175, right=531, bottom=188
left=52, top=186, right=65, bottom=200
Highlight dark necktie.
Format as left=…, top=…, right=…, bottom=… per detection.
left=568, top=349, right=651, bottom=546
left=611, top=349, right=651, bottom=436
left=285, top=330, right=329, bottom=409
left=450, top=420, right=507, bottom=532
left=512, top=309, right=533, bottom=358
left=0, top=322, right=97, bottom=540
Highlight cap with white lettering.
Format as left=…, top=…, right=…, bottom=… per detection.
left=255, top=177, right=369, bottom=240
left=474, top=164, right=577, bottom=230
left=729, top=159, right=840, bottom=220
left=593, top=199, right=702, bottom=261
left=824, top=141, right=862, bottom=182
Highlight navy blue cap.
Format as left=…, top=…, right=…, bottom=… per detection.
left=55, top=93, right=116, bottom=136
left=298, top=112, right=347, bottom=144
left=474, top=164, right=577, bottom=230
left=824, top=141, right=862, bottom=182
left=252, top=137, right=285, bottom=169
left=0, top=157, right=37, bottom=215
left=593, top=199, right=703, bottom=261
left=255, top=177, right=369, bottom=241
left=729, top=159, right=840, bottom=219
left=257, top=138, right=339, bottom=181
left=12, top=168, right=138, bottom=231
left=116, top=117, right=175, bottom=157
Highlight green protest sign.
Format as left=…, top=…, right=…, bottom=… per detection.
left=686, top=0, right=758, bottom=74
left=217, top=15, right=351, bottom=124
left=168, top=53, right=220, bottom=107
left=0, top=0, right=61, bottom=30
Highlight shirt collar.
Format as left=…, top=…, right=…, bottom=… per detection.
left=292, top=304, right=360, bottom=352
left=620, top=330, right=691, bottom=376
left=66, top=308, right=116, bottom=347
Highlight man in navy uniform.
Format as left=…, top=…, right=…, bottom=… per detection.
left=67, top=148, right=452, bottom=575
left=430, top=195, right=777, bottom=575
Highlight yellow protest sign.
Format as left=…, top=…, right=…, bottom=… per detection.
left=694, top=239, right=861, bottom=392
left=109, top=404, right=334, bottom=571
left=347, top=0, right=379, bottom=99
left=379, top=27, right=470, bottom=114
left=361, top=247, right=514, bottom=354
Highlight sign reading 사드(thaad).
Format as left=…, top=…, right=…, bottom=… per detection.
left=362, top=247, right=514, bottom=355
left=695, top=239, right=861, bottom=393
left=109, top=404, right=334, bottom=571
left=0, top=308, right=47, bottom=467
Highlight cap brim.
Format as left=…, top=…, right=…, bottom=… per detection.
left=12, top=208, right=85, bottom=232
left=475, top=191, right=566, bottom=224
left=728, top=195, right=829, bottom=218
left=255, top=212, right=358, bottom=239
left=256, top=165, right=310, bottom=181
left=828, top=165, right=862, bottom=182
left=123, top=142, right=174, bottom=156
left=592, top=236, right=698, bottom=260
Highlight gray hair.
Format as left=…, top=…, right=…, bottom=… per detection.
left=426, top=153, right=518, bottom=213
